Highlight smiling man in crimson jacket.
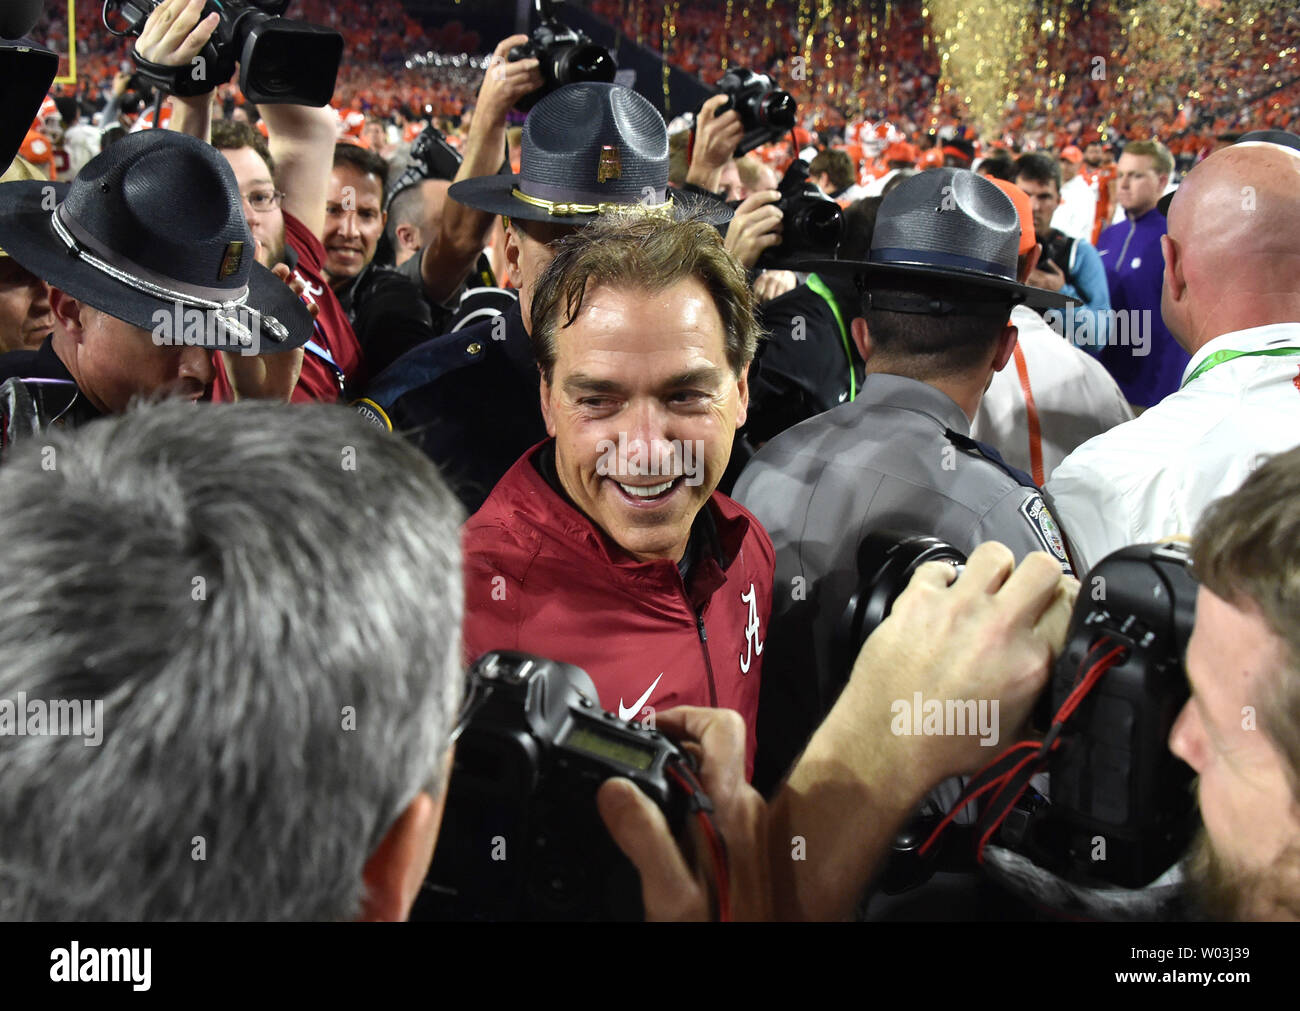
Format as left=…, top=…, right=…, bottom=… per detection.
left=461, top=213, right=774, bottom=780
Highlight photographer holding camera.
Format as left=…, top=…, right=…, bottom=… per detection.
left=396, top=34, right=545, bottom=312
left=129, top=0, right=364, bottom=402
left=1013, top=152, right=1112, bottom=353
left=618, top=444, right=1300, bottom=922
left=685, top=92, right=794, bottom=302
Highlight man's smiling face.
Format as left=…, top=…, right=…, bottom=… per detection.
left=539, top=278, right=748, bottom=563
left=324, top=162, right=386, bottom=286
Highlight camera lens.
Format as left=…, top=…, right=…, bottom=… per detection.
left=834, top=532, right=968, bottom=685
left=555, top=43, right=615, bottom=85
left=758, top=91, right=797, bottom=130
left=246, top=38, right=294, bottom=99
left=241, top=20, right=343, bottom=106
left=792, top=199, right=844, bottom=249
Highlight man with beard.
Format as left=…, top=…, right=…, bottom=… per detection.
left=1079, top=136, right=1117, bottom=245
left=1172, top=444, right=1300, bottom=920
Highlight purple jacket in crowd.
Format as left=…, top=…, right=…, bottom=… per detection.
left=1096, top=207, right=1190, bottom=407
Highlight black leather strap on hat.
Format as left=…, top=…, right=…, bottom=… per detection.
left=864, top=288, right=1018, bottom=316
left=870, top=246, right=1011, bottom=280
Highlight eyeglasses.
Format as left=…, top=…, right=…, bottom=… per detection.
left=242, top=188, right=285, bottom=213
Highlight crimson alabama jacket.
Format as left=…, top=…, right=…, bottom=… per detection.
left=462, top=442, right=776, bottom=779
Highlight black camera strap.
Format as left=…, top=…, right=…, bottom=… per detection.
left=130, top=46, right=224, bottom=99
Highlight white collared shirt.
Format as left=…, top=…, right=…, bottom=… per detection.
left=1046, top=322, right=1300, bottom=572
left=1051, top=175, right=1097, bottom=241
left=974, top=305, right=1134, bottom=485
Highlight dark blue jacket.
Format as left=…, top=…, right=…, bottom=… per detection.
left=354, top=300, right=547, bottom=513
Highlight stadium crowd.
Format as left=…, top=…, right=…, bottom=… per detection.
left=0, top=0, right=1298, bottom=925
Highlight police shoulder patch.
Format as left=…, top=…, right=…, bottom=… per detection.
left=1020, top=493, right=1071, bottom=570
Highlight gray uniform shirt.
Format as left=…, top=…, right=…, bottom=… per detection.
left=733, top=372, right=1072, bottom=791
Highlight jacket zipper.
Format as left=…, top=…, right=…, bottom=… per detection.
left=695, top=613, right=718, bottom=707
left=1117, top=218, right=1137, bottom=265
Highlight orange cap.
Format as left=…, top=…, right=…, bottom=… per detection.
left=882, top=140, right=919, bottom=164
left=1059, top=145, right=1084, bottom=163
left=19, top=129, right=53, bottom=166
left=990, top=178, right=1036, bottom=255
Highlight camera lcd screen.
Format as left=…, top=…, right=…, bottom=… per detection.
left=562, top=724, right=655, bottom=771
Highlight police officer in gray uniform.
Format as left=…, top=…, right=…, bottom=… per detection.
left=734, top=168, right=1077, bottom=796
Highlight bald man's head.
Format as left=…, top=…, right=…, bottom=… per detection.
left=1161, top=144, right=1300, bottom=352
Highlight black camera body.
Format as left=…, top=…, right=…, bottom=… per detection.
left=715, top=67, right=796, bottom=155
left=838, top=531, right=1199, bottom=895
left=1040, top=229, right=1076, bottom=277
left=414, top=651, right=697, bottom=921
left=1039, top=542, right=1198, bottom=887
left=748, top=156, right=847, bottom=270
left=756, top=158, right=845, bottom=268
left=110, top=0, right=342, bottom=106
left=507, top=0, right=616, bottom=112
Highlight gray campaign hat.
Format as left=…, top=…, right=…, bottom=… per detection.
left=448, top=82, right=732, bottom=226
left=802, top=167, right=1072, bottom=312
left=0, top=129, right=314, bottom=352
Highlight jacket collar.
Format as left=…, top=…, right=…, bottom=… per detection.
left=40, top=333, right=75, bottom=381
left=1181, top=322, right=1300, bottom=387
left=850, top=372, right=971, bottom=435
left=1126, top=206, right=1164, bottom=229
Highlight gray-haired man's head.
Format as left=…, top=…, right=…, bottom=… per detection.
left=0, top=400, right=464, bottom=920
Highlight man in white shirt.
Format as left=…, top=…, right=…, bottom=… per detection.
left=974, top=179, right=1133, bottom=485
left=1050, top=146, right=1097, bottom=241
left=1047, top=139, right=1300, bottom=573
left=974, top=304, right=1134, bottom=484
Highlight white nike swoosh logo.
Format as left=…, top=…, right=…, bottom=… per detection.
left=618, top=673, right=664, bottom=722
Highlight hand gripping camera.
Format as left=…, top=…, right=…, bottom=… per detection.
left=507, top=0, right=616, bottom=112
left=756, top=158, right=845, bottom=268
left=107, top=0, right=343, bottom=106
left=838, top=532, right=1200, bottom=914
left=715, top=67, right=796, bottom=155
left=413, top=651, right=716, bottom=921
